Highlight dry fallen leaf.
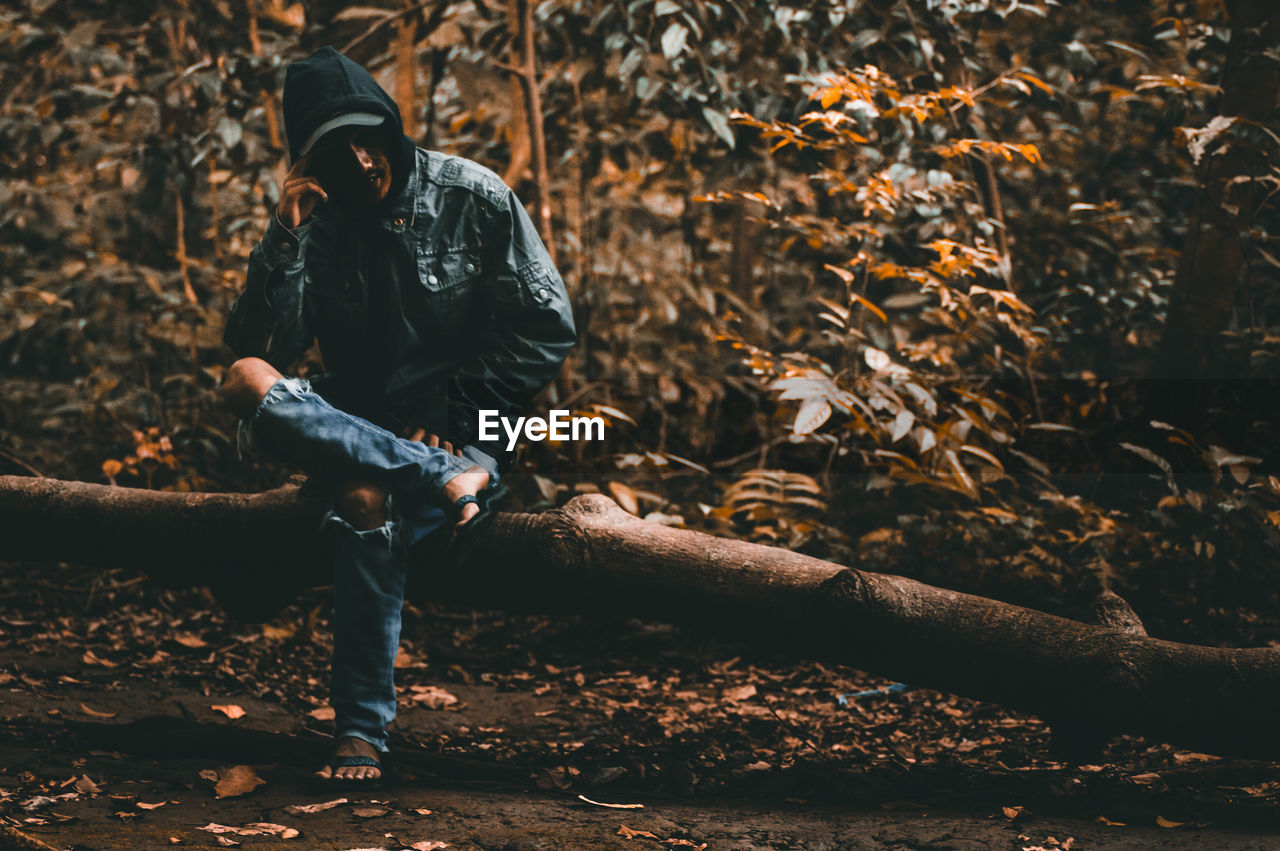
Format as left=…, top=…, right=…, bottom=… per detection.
left=200, top=822, right=298, bottom=839
left=137, top=801, right=168, bottom=810
left=409, top=686, right=458, bottom=710
left=215, top=837, right=240, bottom=847
left=22, top=793, right=75, bottom=812
left=404, top=842, right=449, bottom=851
left=73, top=775, right=100, bottom=795
left=353, top=805, right=389, bottom=818
left=618, top=825, right=659, bottom=840
left=82, top=650, right=117, bottom=667
left=1096, top=816, right=1126, bottom=827
left=721, top=684, right=757, bottom=702
left=284, top=798, right=348, bottom=815
left=198, top=769, right=219, bottom=783
left=212, top=705, right=246, bottom=720
left=1156, top=816, right=1184, bottom=828
left=80, top=703, right=118, bottom=719
left=411, top=808, right=434, bottom=815
left=213, top=766, right=266, bottom=799
left=262, top=622, right=296, bottom=640
left=308, top=706, right=336, bottom=721
left=607, top=481, right=639, bottom=514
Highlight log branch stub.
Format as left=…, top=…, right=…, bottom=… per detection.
left=1093, top=589, right=1148, bottom=636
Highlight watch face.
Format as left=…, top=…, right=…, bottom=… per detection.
left=310, top=125, right=393, bottom=208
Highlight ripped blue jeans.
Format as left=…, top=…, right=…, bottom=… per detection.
left=241, top=376, right=500, bottom=752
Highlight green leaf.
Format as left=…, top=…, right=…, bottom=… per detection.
left=794, top=399, right=831, bottom=435
left=702, top=106, right=735, bottom=149
left=661, top=22, right=688, bottom=59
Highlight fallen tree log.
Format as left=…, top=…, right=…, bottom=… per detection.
left=2, top=475, right=1278, bottom=762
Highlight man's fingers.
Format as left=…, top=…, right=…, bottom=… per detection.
left=283, top=179, right=328, bottom=204
left=285, top=177, right=327, bottom=197
left=403, top=430, right=462, bottom=456
left=282, top=197, right=301, bottom=229
left=279, top=157, right=326, bottom=227
left=287, top=153, right=312, bottom=178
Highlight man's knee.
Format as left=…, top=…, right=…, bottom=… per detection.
left=336, top=481, right=388, bottom=531
left=221, top=357, right=283, bottom=419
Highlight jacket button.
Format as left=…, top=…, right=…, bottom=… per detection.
left=427, top=274, right=439, bottom=286
left=537, top=287, right=550, bottom=300
left=466, top=263, right=476, bottom=273
left=393, top=217, right=405, bottom=227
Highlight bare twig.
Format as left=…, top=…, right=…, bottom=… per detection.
left=339, top=2, right=431, bottom=55
left=0, top=446, right=43, bottom=477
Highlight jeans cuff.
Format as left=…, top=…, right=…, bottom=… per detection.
left=461, top=444, right=499, bottom=478
left=433, top=451, right=479, bottom=492
left=252, top=375, right=311, bottom=421
left=238, top=376, right=312, bottom=458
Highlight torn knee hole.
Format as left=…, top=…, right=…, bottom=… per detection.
left=336, top=484, right=389, bottom=530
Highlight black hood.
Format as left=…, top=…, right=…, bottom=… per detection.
left=282, top=45, right=416, bottom=216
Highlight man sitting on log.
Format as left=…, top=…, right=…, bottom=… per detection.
left=218, top=45, right=576, bottom=789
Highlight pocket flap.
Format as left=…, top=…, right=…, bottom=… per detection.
left=419, top=249, right=482, bottom=292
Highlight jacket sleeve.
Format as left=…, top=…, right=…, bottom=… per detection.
left=445, top=187, right=577, bottom=467
left=222, top=214, right=316, bottom=370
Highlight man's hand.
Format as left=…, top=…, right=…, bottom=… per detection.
left=403, top=428, right=464, bottom=458
left=405, top=428, right=484, bottom=538
left=276, top=154, right=328, bottom=229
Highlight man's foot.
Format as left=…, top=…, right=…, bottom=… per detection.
left=315, top=735, right=382, bottom=783
left=442, top=465, right=490, bottom=531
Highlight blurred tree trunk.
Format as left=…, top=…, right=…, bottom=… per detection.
left=395, top=4, right=418, bottom=142
left=1150, top=0, right=1280, bottom=423
left=3, top=475, right=1280, bottom=763
left=505, top=0, right=554, bottom=260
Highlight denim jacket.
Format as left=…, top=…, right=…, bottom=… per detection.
left=223, top=148, right=577, bottom=473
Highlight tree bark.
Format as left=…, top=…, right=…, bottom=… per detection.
left=2, top=475, right=1279, bottom=763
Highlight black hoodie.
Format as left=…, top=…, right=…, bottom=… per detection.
left=228, top=47, right=577, bottom=479
left=282, top=45, right=416, bottom=217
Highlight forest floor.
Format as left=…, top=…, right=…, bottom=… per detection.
left=2, top=563, right=1279, bottom=850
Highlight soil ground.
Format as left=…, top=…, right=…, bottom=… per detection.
left=2, top=563, right=1278, bottom=850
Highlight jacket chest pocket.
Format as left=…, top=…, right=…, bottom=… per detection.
left=417, top=247, right=483, bottom=293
